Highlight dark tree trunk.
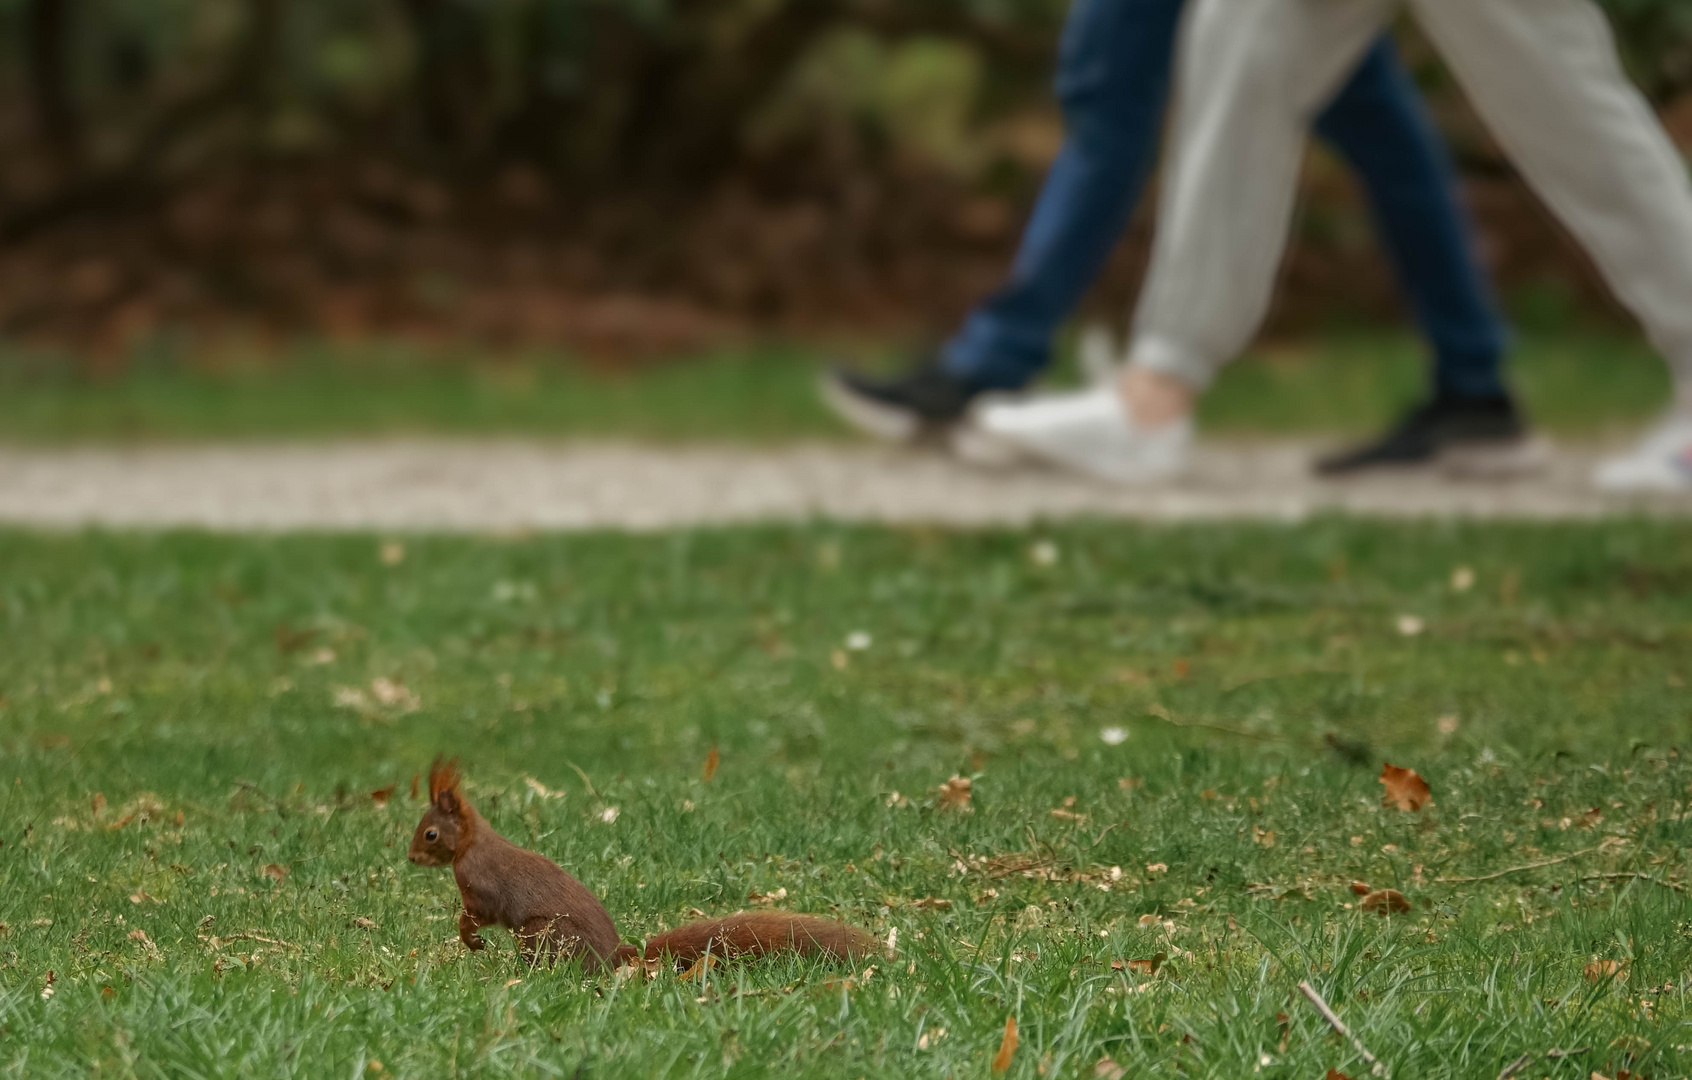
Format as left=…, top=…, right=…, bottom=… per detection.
left=398, top=0, right=493, bottom=161
left=25, top=0, right=82, bottom=170
left=611, top=0, right=846, bottom=188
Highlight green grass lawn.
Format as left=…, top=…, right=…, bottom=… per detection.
left=3, top=520, right=1691, bottom=1077
left=0, top=328, right=1674, bottom=443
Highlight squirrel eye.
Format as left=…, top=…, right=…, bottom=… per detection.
left=425, top=828, right=438, bottom=841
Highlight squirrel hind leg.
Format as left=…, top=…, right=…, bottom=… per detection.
left=518, top=916, right=619, bottom=973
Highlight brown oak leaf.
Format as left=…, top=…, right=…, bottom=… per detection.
left=1379, top=763, right=1432, bottom=811
left=937, top=775, right=973, bottom=812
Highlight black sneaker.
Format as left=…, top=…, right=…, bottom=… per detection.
left=1316, top=392, right=1548, bottom=478
left=821, top=359, right=990, bottom=442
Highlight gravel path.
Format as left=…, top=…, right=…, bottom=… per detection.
left=0, top=439, right=1687, bottom=531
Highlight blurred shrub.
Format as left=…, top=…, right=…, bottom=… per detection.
left=0, top=0, right=1684, bottom=204
left=0, top=0, right=1686, bottom=355
left=0, top=0, right=1064, bottom=199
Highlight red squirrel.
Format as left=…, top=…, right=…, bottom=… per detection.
left=407, top=758, right=879, bottom=972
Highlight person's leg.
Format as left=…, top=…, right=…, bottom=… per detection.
left=1410, top=0, right=1692, bottom=405
left=1312, top=40, right=1508, bottom=400
left=939, top=0, right=1186, bottom=390
left=1126, top=0, right=1392, bottom=391
left=970, top=0, right=1394, bottom=484
left=1408, top=0, right=1692, bottom=488
left=1305, top=37, right=1542, bottom=476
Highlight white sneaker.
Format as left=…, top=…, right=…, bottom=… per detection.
left=968, top=385, right=1192, bottom=484
left=1593, top=413, right=1692, bottom=493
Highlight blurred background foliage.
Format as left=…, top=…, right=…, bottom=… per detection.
left=0, top=0, right=1690, bottom=365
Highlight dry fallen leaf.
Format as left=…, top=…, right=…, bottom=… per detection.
left=1112, top=952, right=1166, bottom=977
left=991, top=1016, right=1018, bottom=1074
left=260, top=863, right=289, bottom=882
left=1585, top=959, right=1625, bottom=981
left=937, top=775, right=973, bottom=812
left=1379, top=763, right=1432, bottom=811
left=1327, top=1071, right=1358, bottom=1080
left=703, top=747, right=719, bottom=783
left=615, top=957, right=664, bottom=983
left=911, top=897, right=953, bottom=911
left=128, top=929, right=162, bottom=960
left=524, top=776, right=562, bottom=800
left=1350, top=881, right=1371, bottom=896
left=1145, top=862, right=1168, bottom=874
left=680, top=953, right=719, bottom=982
left=1118, top=777, right=1145, bottom=791
left=91, top=792, right=107, bottom=818
left=749, top=887, right=788, bottom=905
left=369, top=677, right=420, bottom=712
left=370, top=784, right=396, bottom=807
left=380, top=541, right=406, bottom=566
left=352, top=917, right=377, bottom=930
left=1360, top=889, right=1411, bottom=915
left=1094, top=1059, right=1126, bottom=1080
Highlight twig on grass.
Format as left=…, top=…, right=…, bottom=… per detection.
left=1495, top=1045, right=1589, bottom=1080
left=1434, top=839, right=1624, bottom=885
left=1581, top=871, right=1686, bottom=893
left=1297, top=980, right=1388, bottom=1079
left=1496, top=1051, right=1533, bottom=1080
left=1141, top=704, right=1285, bottom=744
left=200, top=931, right=301, bottom=951
left=563, top=760, right=601, bottom=802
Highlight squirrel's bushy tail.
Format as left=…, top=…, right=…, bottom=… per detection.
left=627, top=912, right=879, bottom=968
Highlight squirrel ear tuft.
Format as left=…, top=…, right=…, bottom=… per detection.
left=428, top=755, right=462, bottom=805
left=436, top=788, right=460, bottom=816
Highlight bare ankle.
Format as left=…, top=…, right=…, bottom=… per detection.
left=1118, top=367, right=1196, bottom=428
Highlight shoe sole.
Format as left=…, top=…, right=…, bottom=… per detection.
left=818, top=373, right=923, bottom=443
left=948, top=420, right=1034, bottom=469
left=954, top=415, right=1189, bottom=484
left=1439, top=436, right=1553, bottom=479
left=1319, top=437, right=1552, bottom=480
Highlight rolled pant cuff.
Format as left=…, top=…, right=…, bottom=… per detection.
left=1128, top=334, right=1216, bottom=390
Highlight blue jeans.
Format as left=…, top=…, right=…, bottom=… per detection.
left=942, top=0, right=1508, bottom=399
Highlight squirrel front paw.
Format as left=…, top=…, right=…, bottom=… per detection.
left=458, top=911, right=487, bottom=951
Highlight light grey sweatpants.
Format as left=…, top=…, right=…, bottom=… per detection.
left=1130, top=0, right=1692, bottom=407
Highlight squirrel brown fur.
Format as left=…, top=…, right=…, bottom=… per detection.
left=407, top=757, right=880, bottom=972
